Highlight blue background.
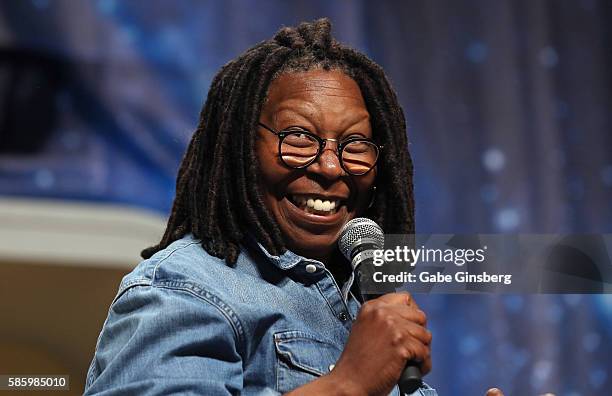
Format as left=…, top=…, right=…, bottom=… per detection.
left=1, top=1, right=611, bottom=394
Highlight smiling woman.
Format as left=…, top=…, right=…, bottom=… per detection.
left=84, top=19, right=440, bottom=396
left=256, top=70, right=376, bottom=268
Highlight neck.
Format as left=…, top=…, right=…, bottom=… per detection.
left=323, top=249, right=352, bottom=287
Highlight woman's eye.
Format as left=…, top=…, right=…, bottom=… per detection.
left=284, top=129, right=313, bottom=140
left=344, top=133, right=368, bottom=140
left=283, top=132, right=317, bottom=148
left=344, top=141, right=369, bottom=153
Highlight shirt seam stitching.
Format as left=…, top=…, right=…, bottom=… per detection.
left=151, top=240, right=201, bottom=282
left=153, top=280, right=247, bottom=353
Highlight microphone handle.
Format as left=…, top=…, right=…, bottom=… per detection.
left=357, top=270, right=423, bottom=394
left=398, top=365, right=422, bottom=394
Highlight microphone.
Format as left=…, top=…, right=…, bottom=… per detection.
left=338, top=218, right=423, bottom=395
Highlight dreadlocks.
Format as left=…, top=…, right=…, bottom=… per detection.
left=142, top=18, right=415, bottom=264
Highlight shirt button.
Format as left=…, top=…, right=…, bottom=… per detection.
left=305, top=264, right=317, bottom=273
left=328, top=364, right=335, bottom=372
left=338, top=312, right=348, bottom=322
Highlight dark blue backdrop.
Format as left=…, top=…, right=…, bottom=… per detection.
left=1, top=1, right=611, bottom=394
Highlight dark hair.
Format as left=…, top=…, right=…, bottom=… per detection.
left=142, top=18, right=414, bottom=264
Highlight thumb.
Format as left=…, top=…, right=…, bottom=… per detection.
left=485, top=388, right=504, bottom=396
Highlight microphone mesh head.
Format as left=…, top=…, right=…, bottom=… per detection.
left=338, top=217, right=384, bottom=260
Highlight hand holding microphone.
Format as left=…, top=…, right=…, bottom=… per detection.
left=286, top=218, right=431, bottom=396
left=328, top=292, right=432, bottom=396
left=330, top=218, right=429, bottom=395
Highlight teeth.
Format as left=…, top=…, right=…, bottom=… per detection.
left=293, top=195, right=340, bottom=213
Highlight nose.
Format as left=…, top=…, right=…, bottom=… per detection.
left=306, top=141, right=344, bottom=180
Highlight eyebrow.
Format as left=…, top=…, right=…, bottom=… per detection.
left=279, top=125, right=372, bottom=142
left=272, top=106, right=371, bottom=136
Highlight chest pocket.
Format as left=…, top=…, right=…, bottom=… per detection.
left=273, top=330, right=342, bottom=393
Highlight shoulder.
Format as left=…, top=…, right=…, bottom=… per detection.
left=86, top=260, right=246, bottom=394
left=118, top=235, right=236, bottom=299
left=119, top=234, right=280, bottom=301
left=112, top=235, right=249, bottom=334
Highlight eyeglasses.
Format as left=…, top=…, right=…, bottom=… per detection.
left=258, top=122, right=381, bottom=176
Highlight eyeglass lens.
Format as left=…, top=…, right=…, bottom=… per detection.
left=280, top=132, right=378, bottom=175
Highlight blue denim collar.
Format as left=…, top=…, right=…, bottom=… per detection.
left=244, top=235, right=358, bottom=301
left=239, top=233, right=325, bottom=271
left=255, top=241, right=303, bottom=270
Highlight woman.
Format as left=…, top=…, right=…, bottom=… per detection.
left=85, top=19, right=502, bottom=396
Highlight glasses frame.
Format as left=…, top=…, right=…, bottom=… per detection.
left=258, top=122, right=382, bottom=176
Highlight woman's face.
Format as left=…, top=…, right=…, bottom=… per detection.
left=256, top=69, right=376, bottom=262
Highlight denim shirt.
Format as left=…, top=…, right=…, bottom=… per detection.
left=85, top=234, right=437, bottom=395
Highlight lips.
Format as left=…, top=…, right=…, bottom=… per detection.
left=282, top=193, right=347, bottom=232
left=289, top=194, right=345, bottom=215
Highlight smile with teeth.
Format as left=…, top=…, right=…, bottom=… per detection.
left=290, top=195, right=342, bottom=215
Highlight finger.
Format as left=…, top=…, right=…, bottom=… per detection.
left=395, top=336, right=431, bottom=364
left=383, top=304, right=428, bottom=326
left=387, top=317, right=432, bottom=345
left=375, top=292, right=415, bottom=307
left=405, top=321, right=432, bottom=345
left=485, top=388, right=504, bottom=396
left=420, top=353, right=432, bottom=375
